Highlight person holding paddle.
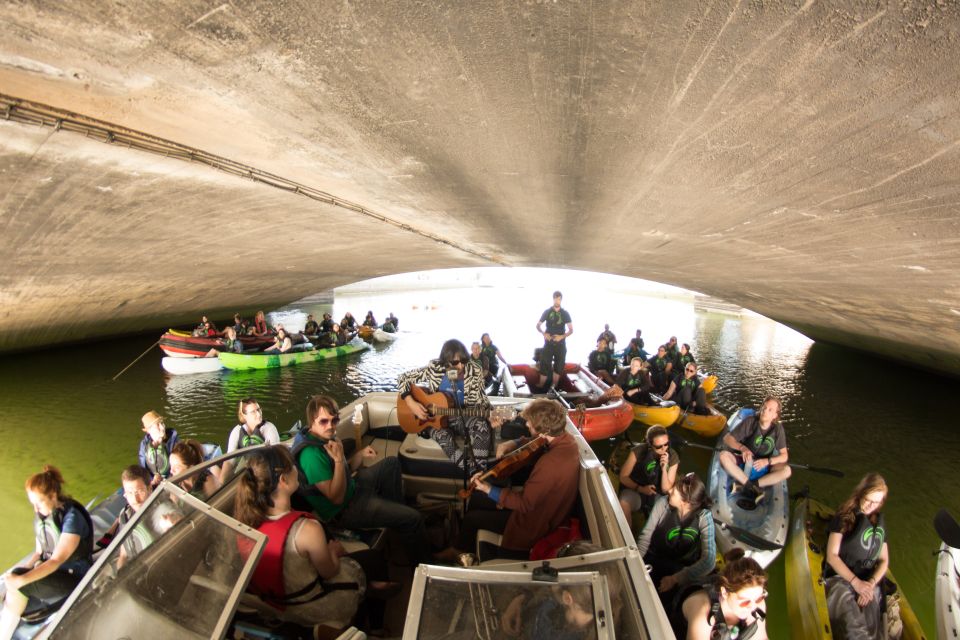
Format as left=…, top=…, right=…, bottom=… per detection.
left=397, top=339, right=494, bottom=473
left=717, top=397, right=791, bottom=506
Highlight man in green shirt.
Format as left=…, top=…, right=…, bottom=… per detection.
left=292, top=395, right=428, bottom=564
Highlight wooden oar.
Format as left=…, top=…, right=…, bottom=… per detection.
left=715, top=519, right=784, bottom=552
left=112, top=339, right=160, bottom=381
left=669, top=434, right=845, bottom=478
left=935, top=509, right=960, bottom=549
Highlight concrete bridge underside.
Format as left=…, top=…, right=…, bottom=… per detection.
left=1, top=1, right=959, bottom=375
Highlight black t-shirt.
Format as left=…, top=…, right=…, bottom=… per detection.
left=825, top=511, right=887, bottom=580
left=540, top=306, right=572, bottom=336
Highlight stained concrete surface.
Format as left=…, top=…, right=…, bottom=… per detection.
left=0, top=1, right=959, bottom=374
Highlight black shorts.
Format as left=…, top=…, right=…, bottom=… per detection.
left=12, top=567, right=82, bottom=615
left=539, top=340, right=567, bottom=377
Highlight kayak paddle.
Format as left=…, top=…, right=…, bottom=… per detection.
left=669, top=434, right=845, bottom=478
left=935, top=509, right=960, bottom=549
left=715, top=519, right=784, bottom=552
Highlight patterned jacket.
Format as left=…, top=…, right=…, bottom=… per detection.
left=397, top=359, right=490, bottom=409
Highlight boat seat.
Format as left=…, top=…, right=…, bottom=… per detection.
left=398, top=433, right=464, bottom=479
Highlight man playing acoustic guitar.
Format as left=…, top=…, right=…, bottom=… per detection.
left=397, top=339, right=494, bottom=474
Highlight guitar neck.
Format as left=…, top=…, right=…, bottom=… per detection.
left=433, top=406, right=489, bottom=418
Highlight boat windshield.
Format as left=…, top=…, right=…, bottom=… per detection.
left=41, top=480, right=265, bottom=640
left=403, top=565, right=614, bottom=640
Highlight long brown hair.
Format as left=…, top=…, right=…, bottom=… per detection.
left=675, top=472, right=711, bottom=513
left=25, top=465, right=69, bottom=502
left=717, top=548, right=767, bottom=593
left=836, top=472, right=888, bottom=533
left=234, top=446, right=295, bottom=529
left=171, top=439, right=205, bottom=468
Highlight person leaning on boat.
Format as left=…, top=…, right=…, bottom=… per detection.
left=718, top=397, right=791, bottom=505
left=619, top=425, right=679, bottom=526
left=636, top=472, right=716, bottom=607
left=234, top=445, right=365, bottom=631
left=824, top=473, right=890, bottom=640
left=0, top=466, right=93, bottom=640
left=662, top=361, right=710, bottom=416
left=263, top=328, right=293, bottom=354
left=618, top=357, right=653, bottom=405
left=536, top=290, right=573, bottom=389
left=227, top=398, right=280, bottom=453
left=397, top=339, right=494, bottom=473
left=434, top=399, right=579, bottom=562
left=292, top=395, right=430, bottom=566
left=138, top=410, right=179, bottom=488
left=678, top=548, right=769, bottom=640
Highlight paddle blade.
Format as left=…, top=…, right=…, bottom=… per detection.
left=717, top=520, right=784, bottom=552
left=934, top=509, right=960, bottom=549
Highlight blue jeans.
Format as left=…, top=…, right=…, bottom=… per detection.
left=338, top=457, right=428, bottom=564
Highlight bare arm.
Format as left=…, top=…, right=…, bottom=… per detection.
left=296, top=519, right=340, bottom=579
left=7, top=534, right=80, bottom=589
left=662, top=380, right=677, bottom=401
left=618, top=452, right=639, bottom=489
left=661, top=462, right=679, bottom=494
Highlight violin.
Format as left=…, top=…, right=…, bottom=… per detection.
left=458, top=434, right=548, bottom=500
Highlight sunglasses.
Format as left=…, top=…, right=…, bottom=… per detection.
left=653, top=442, right=670, bottom=450
left=316, top=416, right=340, bottom=427
left=736, top=591, right=767, bottom=608
left=446, top=359, right=464, bottom=366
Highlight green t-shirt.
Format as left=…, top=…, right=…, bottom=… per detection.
left=297, top=435, right=356, bottom=521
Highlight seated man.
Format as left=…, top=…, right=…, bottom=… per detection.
left=303, top=314, right=319, bottom=335
left=116, top=465, right=154, bottom=566
left=319, top=312, right=335, bottom=333
left=587, top=338, right=617, bottom=385
left=718, top=397, right=791, bottom=505
left=397, top=339, right=494, bottom=473
left=434, top=399, right=579, bottom=562
left=661, top=361, right=709, bottom=415
left=292, top=395, right=429, bottom=566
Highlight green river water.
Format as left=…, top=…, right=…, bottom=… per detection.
left=0, top=276, right=954, bottom=637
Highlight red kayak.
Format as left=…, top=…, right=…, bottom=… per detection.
left=159, top=330, right=275, bottom=358
left=503, top=363, right=634, bottom=441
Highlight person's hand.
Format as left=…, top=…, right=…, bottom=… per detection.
left=151, top=473, right=162, bottom=488
left=501, top=593, right=526, bottom=636
left=469, top=472, right=491, bottom=495
left=851, top=576, right=875, bottom=602
left=639, top=484, right=657, bottom=496
left=361, top=446, right=377, bottom=459
left=659, top=452, right=669, bottom=467
left=627, top=388, right=637, bottom=396
left=490, top=414, right=506, bottom=429
left=324, top=439, right=344, bottom=462
left=496, top=440, right=518, bottom=458
left=752, top=457, right=770, bottom=472
left=741, top=449, right=754, bottom=465
left=404, top=396, right=429, bottom=421
left=328, top=539, right=348, bottom=558
left=658, top=574, right=679, bottom=593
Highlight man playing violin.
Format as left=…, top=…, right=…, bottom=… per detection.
left=434, top=399, right=580, bottom=562
left=397, top=339, right=494, bottom=473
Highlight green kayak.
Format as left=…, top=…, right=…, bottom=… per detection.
left=218, top=340, right=370, bottom=371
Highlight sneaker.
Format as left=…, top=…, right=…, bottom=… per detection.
left=731, top=482, right=743, bottom=495
left=748, top=482, right=766, bottom=505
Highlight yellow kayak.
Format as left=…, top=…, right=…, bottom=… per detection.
left=675, top=404, right=727, bottom=437
left=700, top=373, right=718, bottom=394
left=786, top=495, right=927, bottom=640
left=631, top=402, right=681, bottom=427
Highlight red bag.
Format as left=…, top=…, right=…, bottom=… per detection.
left=529, top=517, right=582, bottom=561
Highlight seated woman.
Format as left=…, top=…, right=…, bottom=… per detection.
left=824, top=473, right=889, bottom=640
left=636, top=473, right=716, bottom=608
left=434, top=399, right=579, bottom=562
left=618, top=425, right=679, bottom=526
left=0, top=466, right=93, bottom=638
left=263, top=328, right=293, bottom=354
left=362, top=311, right=377, bottom=328
left=587, top=337, right=617, bottom=385
left=205, top=325, right=242, bottom=357
left=252, top=310, right=269, bottom=336
left=617, top=357, right=653, bottom=405
left=677, top=343, right=695, bottom=372
left=679, top=548, right=768, bottom=640
left=621, top=338, right=647, bottom=367
left=226, top=398, right=281, bottom=453
left=234, top=446, right=364, bottom=631
left=138, top=410, right=179, bottom=488
left=169, top=440, right=221, bottom=500
left=661, top=361, right=709, bottom=416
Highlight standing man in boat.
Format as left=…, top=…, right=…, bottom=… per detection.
left=397, top=339, right=494, bottom=473
left=718, top=397, right=791, bottom=505
left=536, top=290, right=573, bottom=389
left=292, top=395, right=429, bottom=566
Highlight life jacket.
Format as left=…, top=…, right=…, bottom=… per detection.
left=249, top=511, right=359, bottom=610
left=705, top=584, right=762, bottom=640
left=738, top=413, right=781, bottom=458
left=145, top=438, right=172, bottom=477
left=648, top=506, right=703, bottom=568
left=239, top=423, right=267, bottom=449
left=829, top=512, right=887, bottom=580
left=628, top=443, right=665, bottom=489
left=34, top=499, right=94, bottom=569
left=290, top=430, right=331, bottom=498
left=481, top=343, right=499, bottom=374
left=118, top=505, right=154, bottom=559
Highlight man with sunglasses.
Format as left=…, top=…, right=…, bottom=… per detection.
left=661, top=360, right=710, bottom=416
left=292, top=395, right=429, bottom=565
left=397, top=339, right=494, bottom=473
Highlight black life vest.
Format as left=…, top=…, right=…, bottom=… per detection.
left=290, top=430, right=332, bottom=498
left=628, top=444, right=665, bottom=489
left=830, top=512, right=887, bottom=580
left=705, top=584, right=762, bottom=640
left=239, top=423, right=267, bottom=449
left=34, top=499, right=94, bottom=569
left=649, top=505, right=703, bottom=567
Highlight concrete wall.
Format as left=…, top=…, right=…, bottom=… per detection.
left=1, top=1, right=958, bottom=373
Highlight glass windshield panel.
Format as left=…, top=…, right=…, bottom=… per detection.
left=407, top=566, right=610, bottom=640
left=46, top=484, right=264, bottom=640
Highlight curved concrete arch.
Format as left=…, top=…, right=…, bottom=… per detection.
left=1, top=2, right=958, bottom=374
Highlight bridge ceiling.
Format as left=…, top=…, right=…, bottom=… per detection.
left=0, top=1, right=959, bottom=373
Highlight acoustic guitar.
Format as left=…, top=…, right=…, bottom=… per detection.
left=397, top=385, right=517, bottom=434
